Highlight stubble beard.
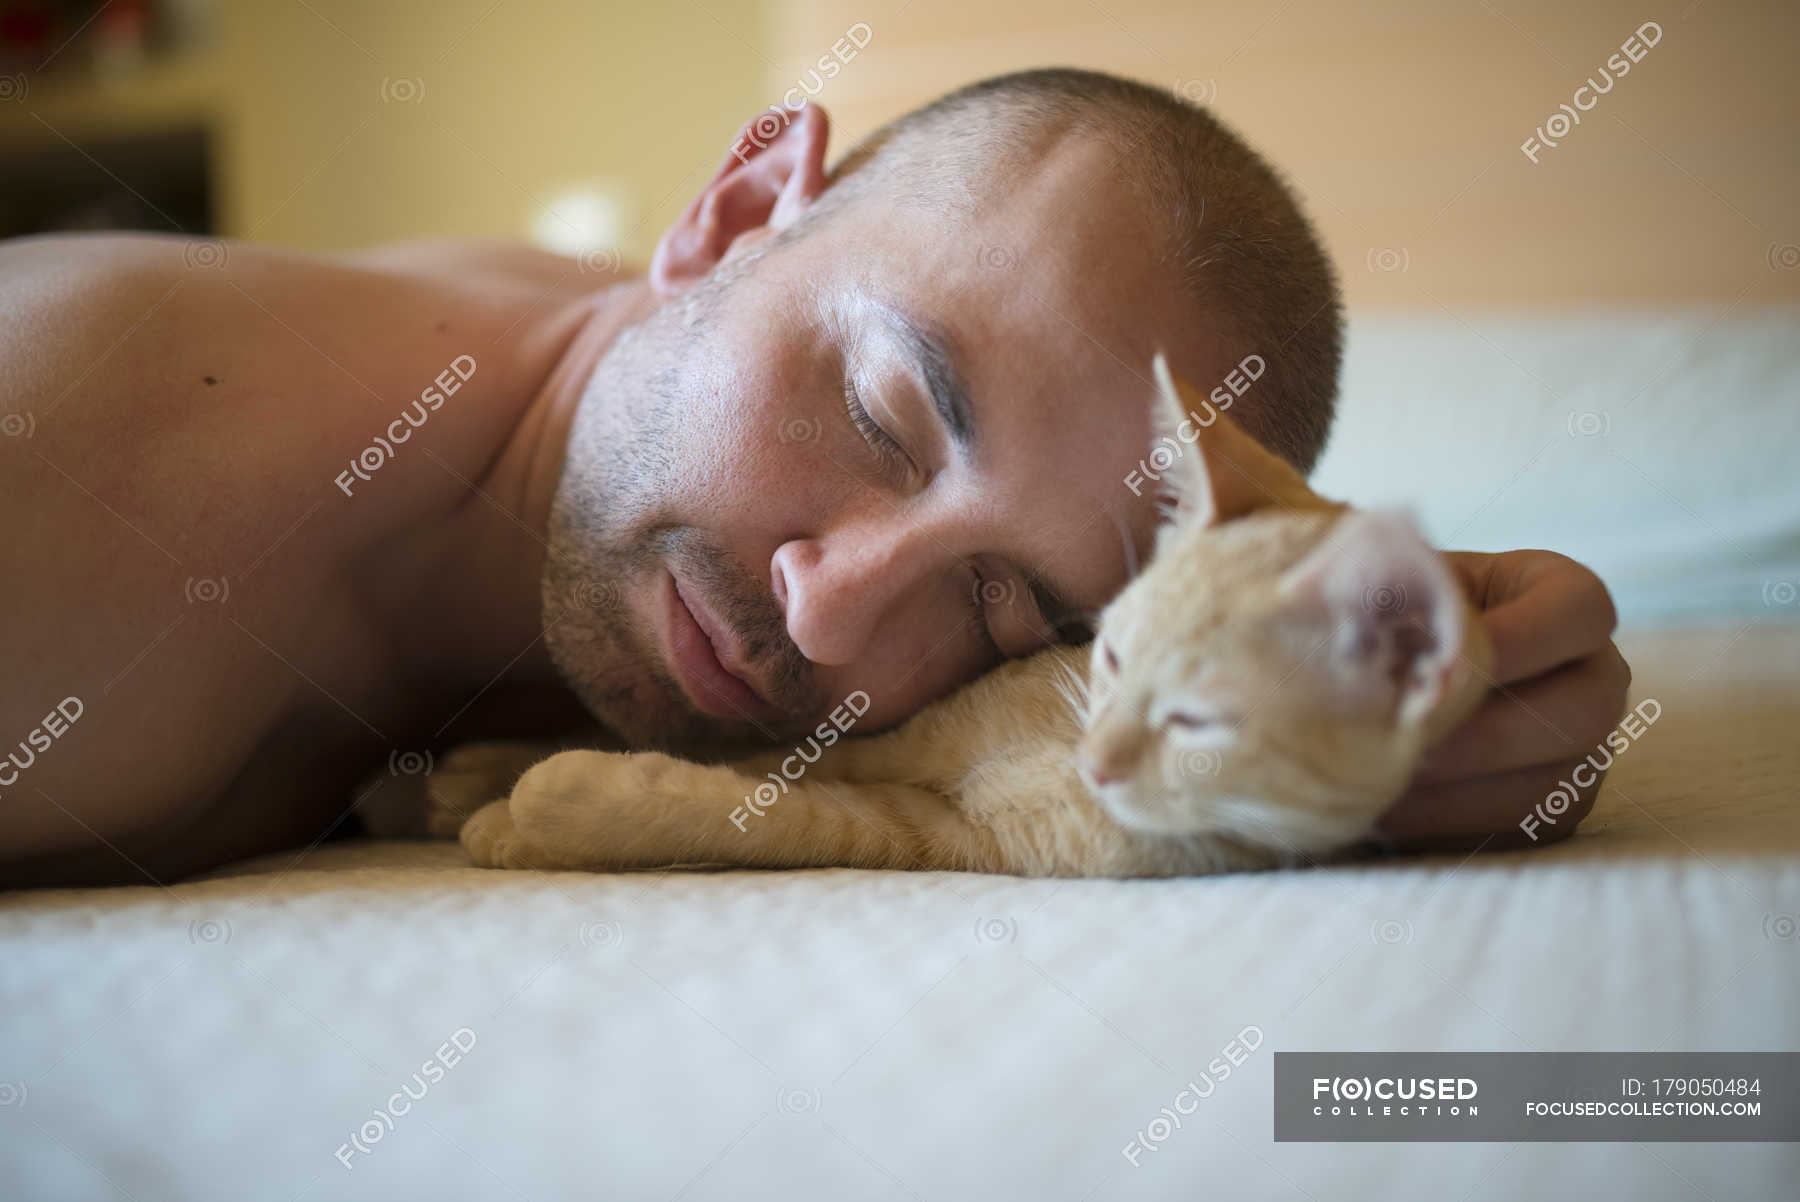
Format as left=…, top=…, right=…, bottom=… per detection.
left=538, top=276, right=818, bottom=750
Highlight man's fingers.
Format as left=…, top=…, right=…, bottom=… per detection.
left=1382, top=549, right=1626, bottom=853
left=1416, top=644, right=1632, bottom=784
left=1375, top=756, right=1604, bottom=853
left=1477, top=551, right=1619, bottom=683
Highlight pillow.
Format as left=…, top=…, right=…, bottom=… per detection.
left=1309, top=306, right=1800, bottom=624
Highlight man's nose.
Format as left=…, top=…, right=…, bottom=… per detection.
left=770, top=518, right=950, bottom=666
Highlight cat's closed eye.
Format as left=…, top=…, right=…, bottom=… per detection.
left=1155, top=707, right=1240, bottom=735
left=1162, top=712, right=1217, bottom=731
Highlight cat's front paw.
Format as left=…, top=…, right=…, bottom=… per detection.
left=458, top=799, right=546, bottom=869
left=427, top=741, right=552, bottom=838
left=510, top=749, right=684, bottom=809
left=508, top=749, right=695, bottom=866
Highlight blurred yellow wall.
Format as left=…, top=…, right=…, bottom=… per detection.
left=769, top=0, right=1800, bottom=305
left=4, top=0, right=1794, bottom=305
left=217, top=0, right=763, bottom=259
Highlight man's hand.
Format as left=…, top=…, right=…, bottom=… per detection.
left=1376, top=549, right=1632, bottom=851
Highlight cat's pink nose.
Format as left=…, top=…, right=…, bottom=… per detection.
left=1077, top=751, right=1122, bottom=786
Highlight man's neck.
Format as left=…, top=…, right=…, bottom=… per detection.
left=393, top=275, right=660, bottom=699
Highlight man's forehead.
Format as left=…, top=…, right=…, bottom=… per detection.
left=814, top=136, right=1202, bottom=605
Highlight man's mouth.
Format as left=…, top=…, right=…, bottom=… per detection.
left=661, top=571, right=783, bottom=726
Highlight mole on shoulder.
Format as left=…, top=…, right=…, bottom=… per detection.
left=203, top=376, right=218, bottom=386
left=434, top=320, right=449, bottom=333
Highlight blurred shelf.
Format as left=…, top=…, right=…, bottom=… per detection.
left=0, top=51, right=225, bottom=148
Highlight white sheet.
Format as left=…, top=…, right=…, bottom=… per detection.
left=5, top=624, right=1798, bottom=1200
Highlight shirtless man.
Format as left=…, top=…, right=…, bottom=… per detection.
left=0, top=70, right=1629, bottom=886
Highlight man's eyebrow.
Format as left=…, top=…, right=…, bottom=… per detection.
left=876, top=303, right=976, bottom=456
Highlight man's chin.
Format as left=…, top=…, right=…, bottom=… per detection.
left=540, top=546, right=802, bottom=749
left=574, top=680, right=707, bottom=749
left=569, top=669, right=782, bottom=751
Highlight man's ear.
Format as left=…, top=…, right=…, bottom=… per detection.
left=1276, top=509, right=1483, bottom=729
left=649, top=103, right=831, bottom=297
left=1147, top=351, right=1325, bottom=531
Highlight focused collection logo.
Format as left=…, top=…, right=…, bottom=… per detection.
left=1311, top=1075, right=1480, bottom=1118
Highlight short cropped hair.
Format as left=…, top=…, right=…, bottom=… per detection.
left=809, top=67, right=1343, bottom=474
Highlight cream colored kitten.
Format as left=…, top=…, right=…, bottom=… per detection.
left=427, top=356, right=1492, bottom=878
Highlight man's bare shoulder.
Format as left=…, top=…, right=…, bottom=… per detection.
left=346, top=236, right=613, bottom=294
left=2, top=230, right=596, bottom=361
left=2, top=232, right=594, bottom=490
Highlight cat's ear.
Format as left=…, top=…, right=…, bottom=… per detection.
left=1146, top=351, right=1322, bottom=530
left=1277, top=510, right=1483, bottom=729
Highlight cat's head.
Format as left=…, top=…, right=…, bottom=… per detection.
left=1073, top=355, right=1492, bottom=854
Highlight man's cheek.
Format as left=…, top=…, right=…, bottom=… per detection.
left=864, top=647, right=987, bottom=732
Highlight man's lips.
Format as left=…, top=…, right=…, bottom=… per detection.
left=662, top=573, right=782, bottom=725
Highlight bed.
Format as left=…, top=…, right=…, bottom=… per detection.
left=4, top=307, right=1797, bottom=1200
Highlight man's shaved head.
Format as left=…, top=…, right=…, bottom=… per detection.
left=803, top=67, right=1342, bottom=473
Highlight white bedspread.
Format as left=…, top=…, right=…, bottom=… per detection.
left=5, top=624, right=1797, bottom=1201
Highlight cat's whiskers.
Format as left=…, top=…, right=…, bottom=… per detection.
left=1050, top=654, right=1092, bottom=723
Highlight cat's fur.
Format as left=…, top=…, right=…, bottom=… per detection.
left=426, top=356, right=1493, bottom=878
